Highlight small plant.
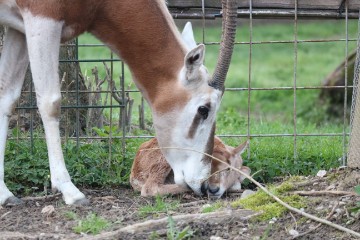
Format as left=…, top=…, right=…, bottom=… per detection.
left=260, top=222, right=273, bottom=240
left=149, top=231, right=161, bottom=240
left=64, top=211, right=77, bottom=220
left=201, top=202, right=223, bottom=213
left=167, top=215, right=194, bottom=240
left=138, top=195, right=179, bottom=217
left=73, top=213, right=110, bottom=235
left=350, top=185, right=360, bottom=213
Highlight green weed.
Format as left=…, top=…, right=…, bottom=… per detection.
left=138, top=195, right=180, bottom=217
left=5, top=128, right=141, bottom=195
left=73, top=213, right=110, bottom=235
left=350, top=185, right=360, bottom=213
left=64, top=211, right=78, bottom=220
left=167, top=215, right=194, bottom=240
left=201, top=202, right=223, bottom=213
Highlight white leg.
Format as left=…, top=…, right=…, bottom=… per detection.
left=23, top=13, right=87, bottom=205
left=0, top=28, right=28, bottom=205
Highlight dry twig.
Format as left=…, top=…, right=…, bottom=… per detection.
left=0, top=231, right=74, bottom=240
left=180, top=200, right=208, bottom=208
left=291, top=190, right=357, bottom=197
left=291, top=202, right=339, bottom=239
left=0, top=211, right=11, bottom=220
left=21, top=193, right=61, bottom=201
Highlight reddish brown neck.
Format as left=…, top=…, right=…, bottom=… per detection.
left=90, top=0, right=187, bottom=107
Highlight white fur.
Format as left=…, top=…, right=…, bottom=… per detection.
left=21, top=12, right=85, bottom=204
left=0, top=0, right=24, bottom=33
left=181, top=22, right=197, bottom=50
left=0, top=27, right=29, bottom=205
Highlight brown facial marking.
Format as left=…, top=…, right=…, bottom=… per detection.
left=201, top=123, right=216, bottom=164
left=187, top=102, right=211, bottom=139
left=187, top=114, right=202, bottom=139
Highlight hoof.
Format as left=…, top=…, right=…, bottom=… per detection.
left=4, top=196, right=24, bottom=206
left=73, top=198, right=90, bottom=206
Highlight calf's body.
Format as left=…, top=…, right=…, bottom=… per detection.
left=130, top=137, right=251, bottom=198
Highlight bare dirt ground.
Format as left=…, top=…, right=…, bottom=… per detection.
left=1, top=168, right=359, bottom=240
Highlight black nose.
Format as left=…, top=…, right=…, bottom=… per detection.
left=201, top=182, right=208, bottom=195
left=208, top=185, right=220, bottom=194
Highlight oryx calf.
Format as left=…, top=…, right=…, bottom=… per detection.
left=130, top=137, right=251, bottom=198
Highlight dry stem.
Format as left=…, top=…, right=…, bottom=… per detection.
left=292, top=202, right=339, bottom=239
left=291, top=190, right=357, bottom=196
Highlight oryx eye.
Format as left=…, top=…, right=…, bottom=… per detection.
left=198, top=106, right=209, bottom=119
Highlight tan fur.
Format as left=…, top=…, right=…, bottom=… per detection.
left=130, top=137, right=250, bottom=197
left=12, top=0, right=189, bottom=112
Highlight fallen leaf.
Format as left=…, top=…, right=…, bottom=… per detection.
left=41, top=205, right=55, bottom=216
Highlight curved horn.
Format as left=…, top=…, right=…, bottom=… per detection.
left=209, top=0, right=238, bottom=91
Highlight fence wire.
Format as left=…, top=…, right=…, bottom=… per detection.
left=347, top=9, right=360, bottom=168
left=2, top=1, right=359, bottom=170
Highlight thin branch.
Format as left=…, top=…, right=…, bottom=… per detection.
left=0, top=231, right=74, bottom=239
left=21, top=193, right=61, bottom=201
left=292, top=202, right=339, bottom=239
left=291, top=190, right=358, bottom=197
left=103, top=62, right=123, bottom=104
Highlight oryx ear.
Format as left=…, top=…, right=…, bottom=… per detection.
left=181, top=22, right=197, bottom=50
left=184, top=44, right=205, bottom=81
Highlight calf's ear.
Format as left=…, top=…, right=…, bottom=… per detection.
left=239, top=166, right=251, bottom=182
left=232, top=140, right=249, bottom=158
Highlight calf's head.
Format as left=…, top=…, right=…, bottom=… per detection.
left=208, top=139, right=251, bottom=199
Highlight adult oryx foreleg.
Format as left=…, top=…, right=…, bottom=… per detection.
left=22, top=13, right=88, bottom=205
left=0, top=28, right=29, bottom=205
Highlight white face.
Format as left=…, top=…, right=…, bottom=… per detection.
left=151, top=22, right=225, bottom=195
left=153, top=72, right=222, bottom=195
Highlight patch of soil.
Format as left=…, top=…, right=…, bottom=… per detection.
left=1, top=168, right=359, bottom=240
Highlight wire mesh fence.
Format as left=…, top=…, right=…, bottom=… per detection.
left=2, top=0, right=360, bottom=184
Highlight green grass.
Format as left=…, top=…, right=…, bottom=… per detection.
left=72, top=213, right=110, bottom=235
left=201, top=202, right=223, bottom=213
left=63, top=211, right=111, bottom=235
left=138, top=195, right=180, bottom=217
left=166, top=215, right=194, bottom=240
left=78, top=19, right=357, bottom=126
left=4, top=128, right=140, bottom=194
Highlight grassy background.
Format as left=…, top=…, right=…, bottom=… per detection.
left=5, top=19, right=359, bottom=193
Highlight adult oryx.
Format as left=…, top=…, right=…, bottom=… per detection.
left=0, top=0, right=237, bottom=205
